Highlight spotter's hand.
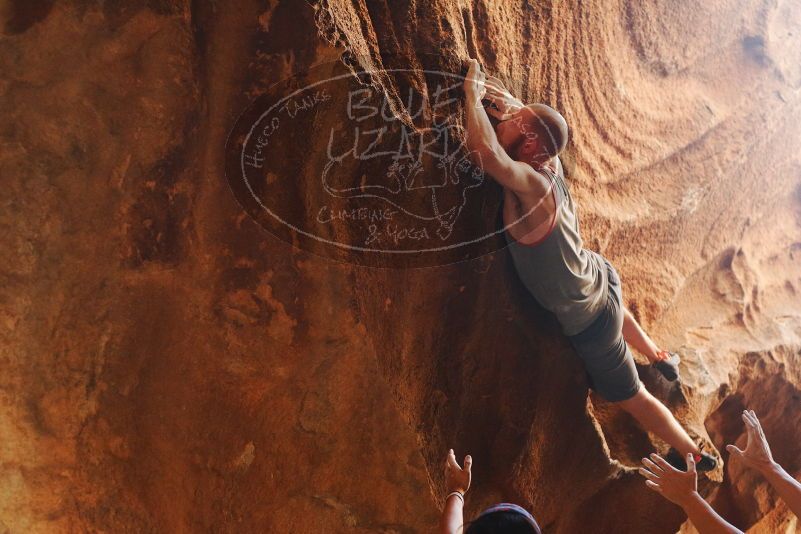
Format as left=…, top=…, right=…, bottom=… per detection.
left=726, top=410, right=776, bottom=473
left=640, top=453, right=698, bottom=507
left=444, top=449, right=472, bottom=495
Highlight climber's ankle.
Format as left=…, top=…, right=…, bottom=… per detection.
left=644, top=346, right=663, bottom=363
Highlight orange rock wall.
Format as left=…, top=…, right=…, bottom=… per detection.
left=1, top=1, right=800, bottom=532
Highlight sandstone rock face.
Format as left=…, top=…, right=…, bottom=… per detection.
left=1, top=1, right=800, bottom=533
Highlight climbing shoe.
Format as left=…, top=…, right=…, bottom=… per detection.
left=664, top=448, right=717, bottom=472
left=653, top=352, right=681, bottom=381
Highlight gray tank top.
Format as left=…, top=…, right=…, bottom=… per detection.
left=505, top=164, right=608, bottom=336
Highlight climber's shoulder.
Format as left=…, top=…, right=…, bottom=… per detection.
left=470, top=141, right=544, bottom=195
left=505, top=161, right=553, bottom=203
left=490, top=158, right=551, bottom=199
left=515, top=167, right=553, bottom=202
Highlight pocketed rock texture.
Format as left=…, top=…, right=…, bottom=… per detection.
left=1, top=1, right=800, bottom=533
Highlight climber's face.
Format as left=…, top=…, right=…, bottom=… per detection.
left=494, top=112, right=525, bottom=153
left=495, top=109, right=543, bottom=163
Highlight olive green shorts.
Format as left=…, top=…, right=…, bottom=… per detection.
left=566, top=258, right=641, bottom=402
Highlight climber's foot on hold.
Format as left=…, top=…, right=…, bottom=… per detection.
left=653, top=352, right=681, bottom=382
left=665, top=448, right=717, bottom=472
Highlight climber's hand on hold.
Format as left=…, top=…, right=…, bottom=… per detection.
left=485, top=101, right=521, bottom=121
left=640, top=453, right=698, bottom=507
left=444, top=449, right=472, bottom=495
left=726, top=410, right=776, bottom=473
left=484, top=75, right=523, bottom=120
left=463, top=59, right=486, bottom=103
left=484, top=75, right=511, bottom=96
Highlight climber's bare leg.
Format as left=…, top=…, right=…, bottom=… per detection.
left=622, top=307, right=665, bottom=364
left=618, top=387, right=699, bottom=455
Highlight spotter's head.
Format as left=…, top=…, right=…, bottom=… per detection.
left=494, top=104, right=568, bottom=167
left=466, top=503, right=541, bottom=534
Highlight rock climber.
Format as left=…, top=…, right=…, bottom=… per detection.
left=461, top=58, right=716, bottom=471
left=440, top=449, right=541, bottom=534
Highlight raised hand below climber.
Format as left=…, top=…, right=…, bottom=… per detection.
left=726, top=410, right=801, bottom=520
left=439, top=449, right=541, bottom=534
left=639, top=453, right=742, bottom=533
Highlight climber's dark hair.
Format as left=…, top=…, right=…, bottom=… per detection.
left=465, top=509, right=542, bottom=534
